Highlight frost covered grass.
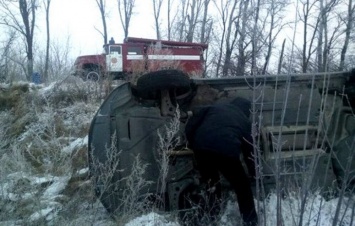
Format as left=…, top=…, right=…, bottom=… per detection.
left=0, top=76, right=112, bottom=225
left=89, top=140, right=154, bottom=225
left=0, top=76, right=354, bottom=226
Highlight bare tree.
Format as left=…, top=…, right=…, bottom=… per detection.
left=173, top=0, right=203, bottom=41
left=186, top=0, right=203, bottom=42
left=199, top=0, right=212, bottom=77
left=166, top=0, right=182, bottom=41
left=213, top=0, right=228, bottom=77
left=0, top=0, right=38, bottom=81
left=96, top=0, right=108, bottom=45
left=235, top=0, right=250, bottom=76
left=219, top=0, right=239, bottom=77
left=0, top=30, right=17, bottom=81
left=43, top=0, right=51, bottom=82
left=176, top=0, right=189, bottom=41
left=167, top=0, right=174, bottom=40
left=200, top=0, right=212, bottom=44
left=49, top=37, right=73, bottom=80
left=152, top=0, right=163, bottom=39
left=299, top=0, right=319, bottom=73
left=277, top=39, right=286, bottom=74
left=117, top=0, right=135, bottom=39
left=339, top=0, right=355, bottom=70
left=250, top=0, right=261, bottom=75
left=317, top=0, right=339, bottom=72
left=261, top=0, right=289, bottom=74
left=317, top=0, right=325, bottom=72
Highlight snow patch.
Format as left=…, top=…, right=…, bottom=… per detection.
left=6, top=191, right=35, bottom=202
left=42, top=176, right=70, bottom=198
left=62, top=136, right=88, bottom=154
left=124, top=212, right=180, bottom=226
left=76, top=167, right=89, bottom=175
left=219, top=199, right=239, bottom=226
left=38, top=82, right=57, bottom=96
left=1, top=173, right=70, bottom=202
left=263, top=193, right=355, bottom=226
left=29, top=206, right=58, bottom=222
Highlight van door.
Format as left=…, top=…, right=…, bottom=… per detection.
left=106, top=45, right=123, bottom=72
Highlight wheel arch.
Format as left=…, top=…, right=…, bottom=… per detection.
left=82, top=63, right=104, bottom=72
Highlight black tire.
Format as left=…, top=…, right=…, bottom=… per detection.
left=86, top=70, right=100, bottom=82
left=136, top=70, right=191, bottom=99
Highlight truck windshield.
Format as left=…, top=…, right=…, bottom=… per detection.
left=110, top=46, right=121, bottom=55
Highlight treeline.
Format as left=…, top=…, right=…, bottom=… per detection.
left=107, top=0, right=355, bottom=76
left=0, top=0, right=73, bottom=82
left=0, top=0, right=354, bottom=81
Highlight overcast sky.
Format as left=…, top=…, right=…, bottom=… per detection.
left=0, top=0, right=298, bottom=61
left=2, top=0, right=353, bottom=64
left=45, top=0, right=299, bottom=59
left=48, top=0, right=156, bottom=57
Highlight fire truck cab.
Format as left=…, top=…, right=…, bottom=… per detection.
left=105, top=44, right=123, bottom=73
left=72, top=37, right=208, bottom=81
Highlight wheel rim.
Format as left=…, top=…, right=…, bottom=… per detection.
left=86, top=71, right=100, bottom=81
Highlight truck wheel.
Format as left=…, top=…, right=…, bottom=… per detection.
left=86, top=70, right=100, bottom=82
left=332, top=134, right=355, bottom=190
left=136, top=69, right=191, bottom=99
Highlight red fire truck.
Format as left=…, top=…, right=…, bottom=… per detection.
left=71, top=37, right=208, bottom=81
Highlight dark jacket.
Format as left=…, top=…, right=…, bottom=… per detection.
left=185, top=97, right=255, bottom=174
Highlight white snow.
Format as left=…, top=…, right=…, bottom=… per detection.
left=76, top=167, right=89, bottom=175
left=29, top=206, right=58, bottom=222
left=38, top=82, right=56, bottom=95
left=42, top=176, right=70, bottom=198
left=6, top=191, right=35, bottom=202
left=124, top=212, right=180, bottom=226
left=32, top=176, right=54, bottom=185
left=0, top=173, right=70, bottom=202
left=261, top=193, right=355, bottom=226
left=122, top=194, right=355, bottom=226
left=62, top=136, right=88, bottom=154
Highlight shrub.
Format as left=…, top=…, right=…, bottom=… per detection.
left=0, top=83, right=29, bottom=111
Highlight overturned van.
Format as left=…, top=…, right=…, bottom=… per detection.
left=88, top=69, right=355, bottom=217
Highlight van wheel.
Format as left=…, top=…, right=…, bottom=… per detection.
left=86, top=70, right=100, bottom=82
left=136, top=70, right=191, bottom=99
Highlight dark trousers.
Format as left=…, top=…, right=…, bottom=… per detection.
left=194, top=150, right=258, bottom=226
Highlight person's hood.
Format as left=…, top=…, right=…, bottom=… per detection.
left=230, top=97, right=251, bottom=117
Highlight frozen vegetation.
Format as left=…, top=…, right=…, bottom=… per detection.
left=0, top=76, right=354, bottom=226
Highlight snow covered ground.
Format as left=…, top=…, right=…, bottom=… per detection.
left=0, top=77, right=354, bottom=226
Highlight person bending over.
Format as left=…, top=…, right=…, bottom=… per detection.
left=185, top=97, right=258, bottom=226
